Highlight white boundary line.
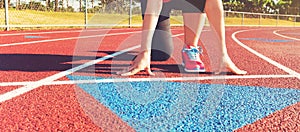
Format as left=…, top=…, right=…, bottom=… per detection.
left=232, top=29, right=300, bottom=80
left=278, top=33, right=300, bottom=35
left=273, top=30, right=300, bottom=41
left=0, top=31, right=141, bottom=47
left=0, top=74, right=295, bottom=87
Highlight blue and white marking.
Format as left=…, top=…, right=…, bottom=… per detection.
left=69, top=75, right=300, bottom=131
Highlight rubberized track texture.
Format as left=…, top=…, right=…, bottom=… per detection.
left=0, top=27, right=299, bottom=131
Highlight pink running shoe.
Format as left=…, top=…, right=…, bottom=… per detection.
left=182, top=45, right=205, bottom=72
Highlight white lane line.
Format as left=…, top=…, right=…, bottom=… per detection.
left=0, top=31, right=141, bottom=47
left=279, top=33, right=300, bottom=35
left=0, top=74, right=295, bottom=87
left=0, top=45, right=140, bottom=103
left=0, top=33, right=185, bottom=103
left=273, top=30, right=300, bottom=41
left=0, top=29, right=107, bottom=36
left=232, top=29, right=300, bottom=80
left=0, top=29, right=192, bottom=47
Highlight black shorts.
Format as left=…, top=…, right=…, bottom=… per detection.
left=141, top=0, right=206, bottom=20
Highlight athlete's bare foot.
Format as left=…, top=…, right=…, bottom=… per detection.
left=215, top=56, right=247, bottom=75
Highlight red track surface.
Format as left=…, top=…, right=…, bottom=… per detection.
left=0, top=27, right=299, bottom=131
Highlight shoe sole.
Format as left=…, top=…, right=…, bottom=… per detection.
left=184, top=68, right=206, bottom=73
left=182, top=63, right=206, bottom=72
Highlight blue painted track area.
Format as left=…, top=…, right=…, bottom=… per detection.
left=24, top=35, right=46, bottom=38
left=239, top=38, right=293, bottom=43
left=69, top=75, right=300, bottom=131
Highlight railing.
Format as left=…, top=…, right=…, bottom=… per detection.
left=224, top=11, right=300, bottom=27
left=1, top=0, right=299, bottom=31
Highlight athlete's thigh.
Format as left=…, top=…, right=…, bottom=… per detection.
left=167, top=0, right=206, bottom=13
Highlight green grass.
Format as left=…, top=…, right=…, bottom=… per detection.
left=0, top=9, right=89, bottom=25
left=0, top=9, right=299, bottom=30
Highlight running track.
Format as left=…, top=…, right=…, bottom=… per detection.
left=0, top=27, right=299, bottom=131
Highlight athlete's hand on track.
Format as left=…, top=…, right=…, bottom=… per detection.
left=117, top=50, right=155, bottom=76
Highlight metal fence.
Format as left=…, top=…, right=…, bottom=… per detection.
left=1, top=0, right=300, bottom=31
left=224, top=11, right=300, bottom=27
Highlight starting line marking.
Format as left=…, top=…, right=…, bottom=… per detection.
left=0, top=74, right=296, bottom=87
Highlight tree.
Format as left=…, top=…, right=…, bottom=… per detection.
left=47, top=0, right=51, bottom=10
left=223, top=0, right=245, bottom=11
left=16, top=0, right=20, bottom=9
left=1, top=0, right=11, bottom=8
left=91, top=0, right=94, bottom=8
left=54, top=0, right=58, bottom=11
left=79, top=0, right=82, bottom=12
left=99, top=0, right=115, bottom=12
left=291, top=0, right=299, bottom=15
left=61, top=0, right=64, bottom=9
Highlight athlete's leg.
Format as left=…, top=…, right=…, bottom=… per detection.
left=205, top=0, right=247, bottom=74
left=151, top=18, right=173, bottom=61
left=183, top=13, right=206, bottom=47
left=141, top=0, right=173, bottom=61
left=178, top=0, right=206, bottom=72
left=181, top=13, right=206, bottom=72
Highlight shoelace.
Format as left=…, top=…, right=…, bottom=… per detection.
left=184, top=47, right=203, bottom=60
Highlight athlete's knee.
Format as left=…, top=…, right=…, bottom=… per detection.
left=151, top=28, right=173, bottom=61
left=156, top=18, right=171, bottom=30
